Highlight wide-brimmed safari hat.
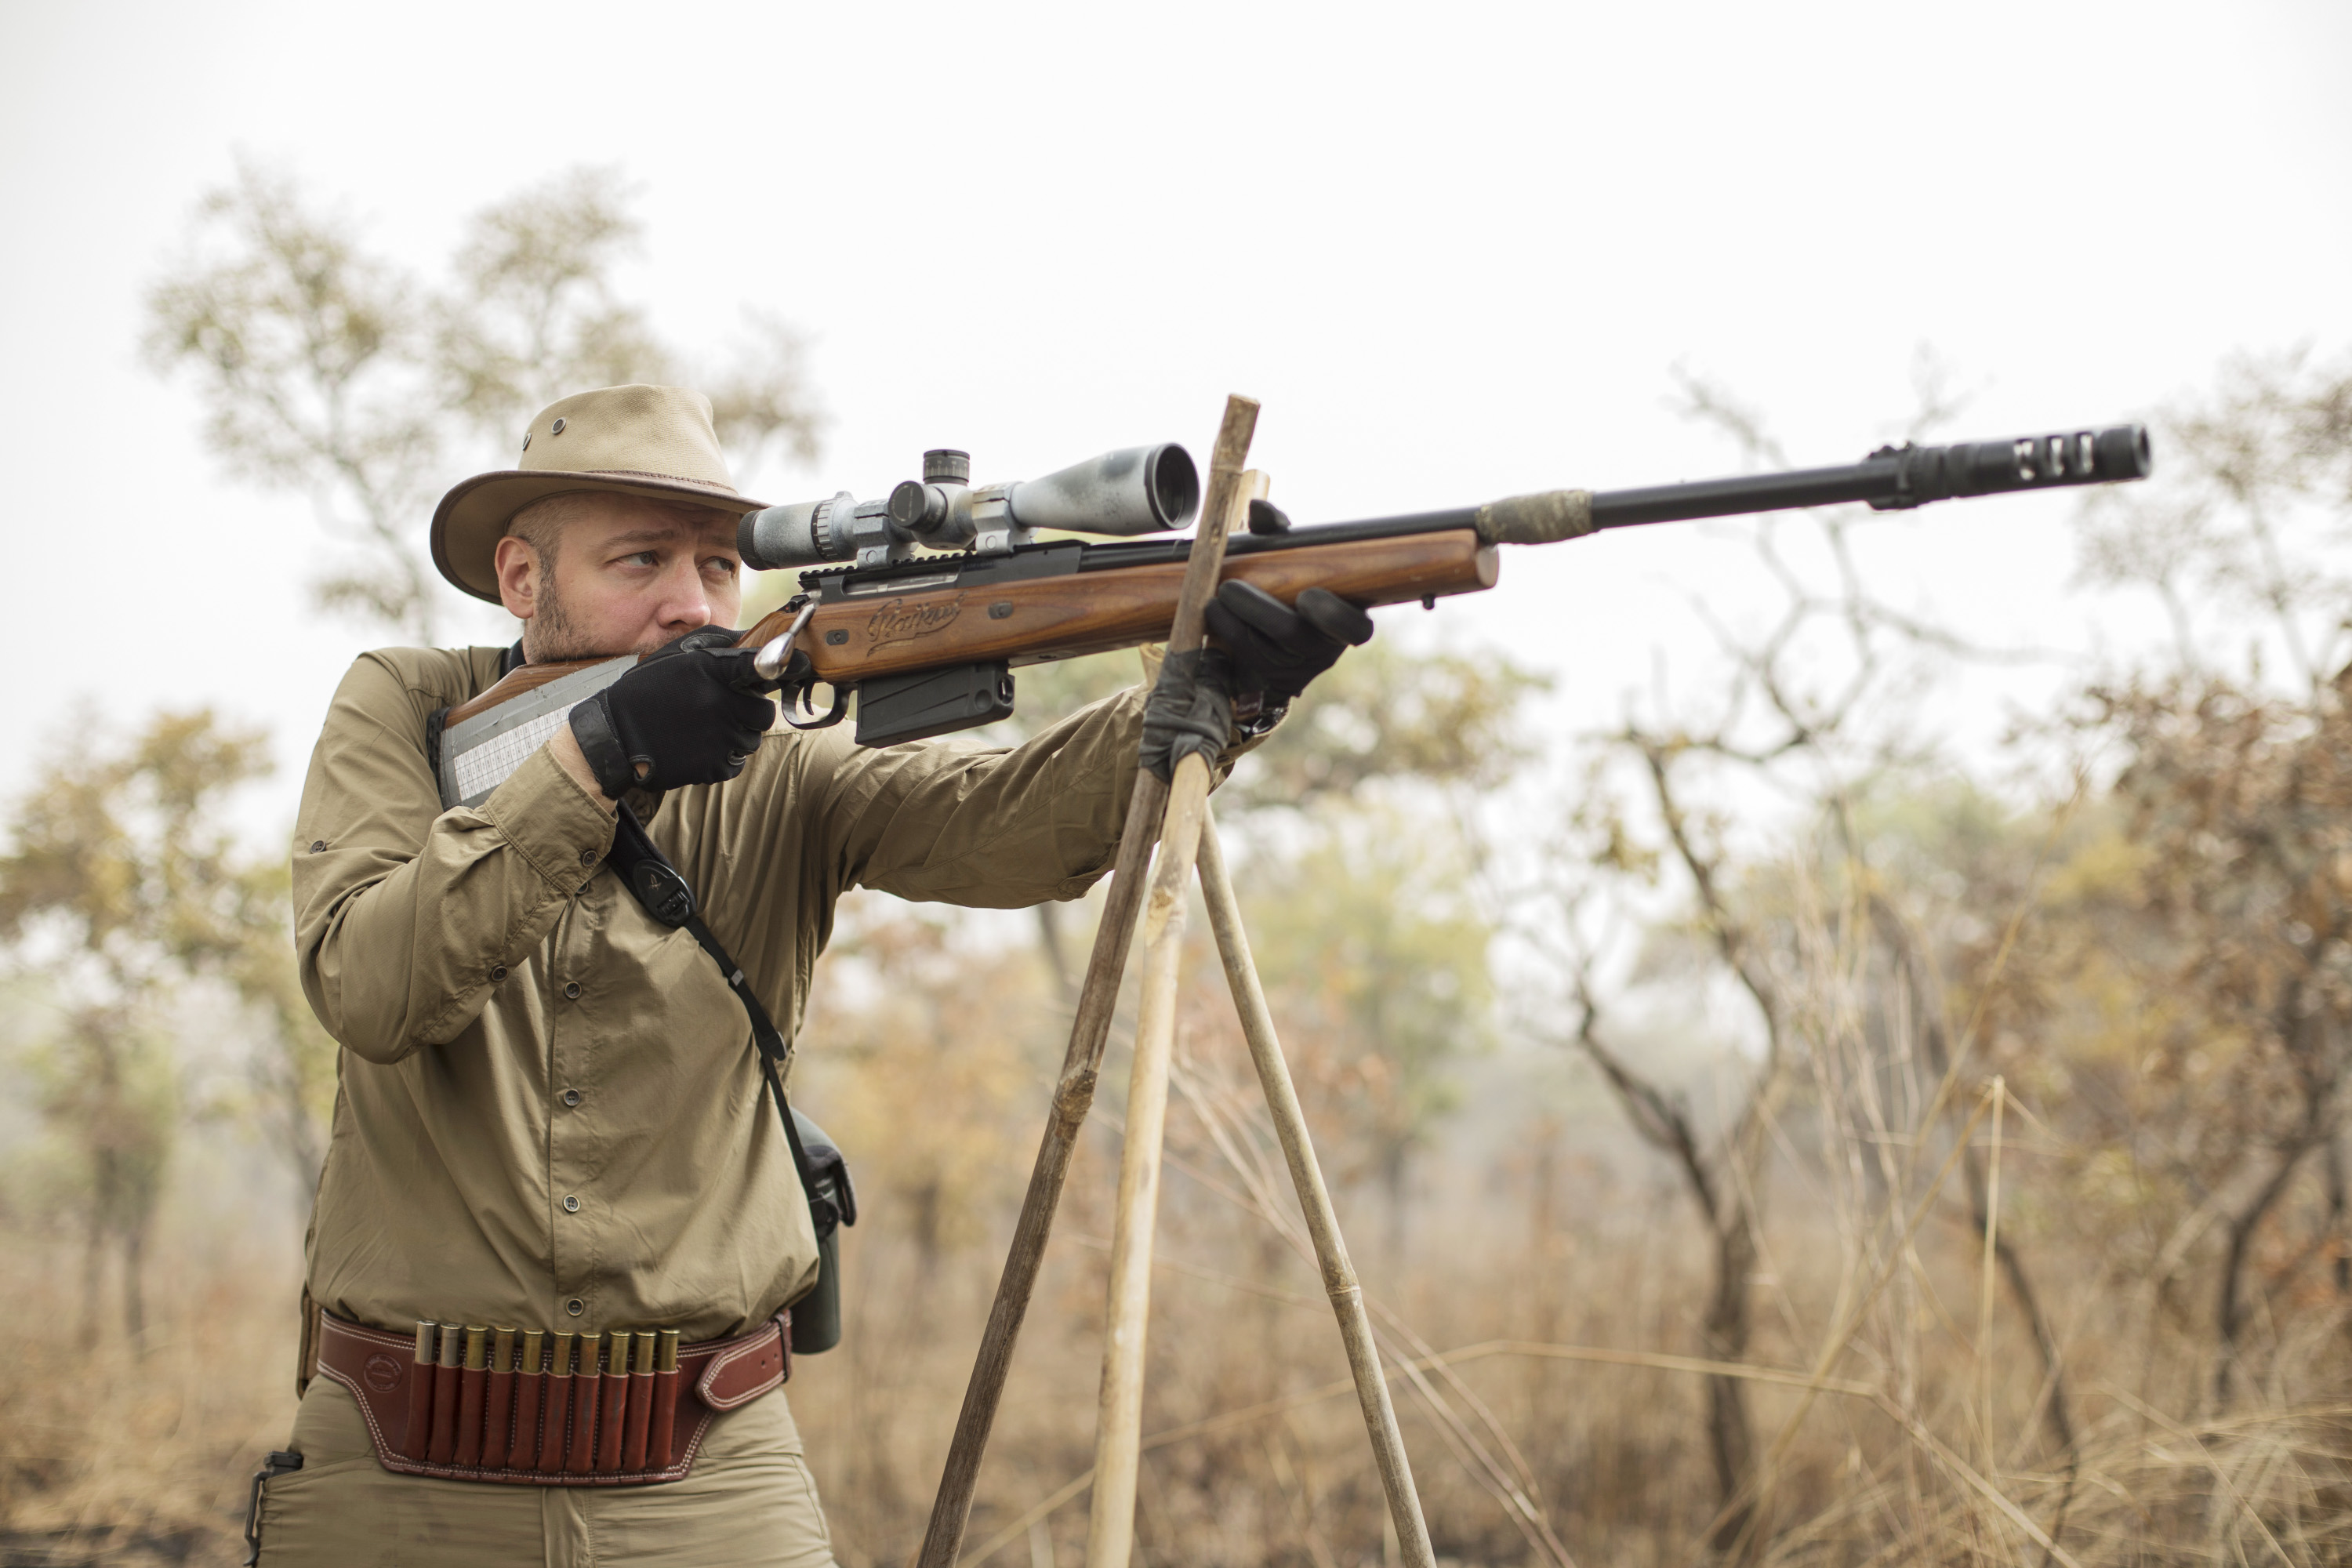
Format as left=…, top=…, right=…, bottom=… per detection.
left=430, top=384, right=771, bottom=604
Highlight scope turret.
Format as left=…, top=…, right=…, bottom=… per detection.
left=739, top=443, right=1199, bottom=572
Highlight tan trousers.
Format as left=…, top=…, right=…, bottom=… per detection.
left=255, top=1377, right=840, bottom=1568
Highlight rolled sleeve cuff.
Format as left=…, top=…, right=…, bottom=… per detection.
left=477, top=743, right=616, bottom=895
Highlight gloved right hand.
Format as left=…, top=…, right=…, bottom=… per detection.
left=1203, top=580, right=1374, bottom=704
left=567, top=627, right=775, bottom=799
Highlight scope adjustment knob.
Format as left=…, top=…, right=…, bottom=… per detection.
left=890, top=479, right=943, bottom=532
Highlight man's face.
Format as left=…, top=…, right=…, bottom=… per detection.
left=494, top=493, right=744, bottom=662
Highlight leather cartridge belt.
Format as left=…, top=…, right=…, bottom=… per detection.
left=316, top=1310, right=789, bottom=1486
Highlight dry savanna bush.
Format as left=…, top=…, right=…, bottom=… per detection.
left=9, top=349, right=2352, bottom=1565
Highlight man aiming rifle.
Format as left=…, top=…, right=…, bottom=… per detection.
left=244, top=376, right=2149, bottom=1566
left=243, top=383, right=1361, bottom=1567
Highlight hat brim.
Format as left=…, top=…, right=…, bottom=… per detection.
left=431, top=470, right=773, bottom=604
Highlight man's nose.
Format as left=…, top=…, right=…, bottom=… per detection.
left=655, top=557, right=716, bottom=630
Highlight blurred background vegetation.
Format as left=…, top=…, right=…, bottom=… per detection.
left=5, top=166, right=2352, bottom=1567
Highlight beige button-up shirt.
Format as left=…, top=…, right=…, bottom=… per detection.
left=292, top=644, right=1150, bottom=1345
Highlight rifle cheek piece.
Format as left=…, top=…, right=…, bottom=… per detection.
left=1475, top=488, right=1596, bottom=546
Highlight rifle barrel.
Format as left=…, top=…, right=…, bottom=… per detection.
left=1587, top=423, right=2152, bottom=532
left=1202, top=422, right=2156, bottom=553
left=1592, top=463, right=1897, bottom=528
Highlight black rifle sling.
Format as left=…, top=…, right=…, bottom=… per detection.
left=606, top=803, right=840, bottom=1240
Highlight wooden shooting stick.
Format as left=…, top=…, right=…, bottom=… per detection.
left=1085, top=477, right=1437, bottom=1568
left=1196, top=815, right=1436, bottom=1568
left=1082, top=466, right=1265, bottom=1568
left=915, top=395, right=1262, bottom=1568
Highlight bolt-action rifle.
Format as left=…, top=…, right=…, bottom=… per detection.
left=434, top=424, right=2152, bottom=810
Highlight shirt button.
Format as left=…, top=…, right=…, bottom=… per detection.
left=490, top=965, right=508, bottom=983
left=562, top=1088, right=582, bottom=1107
left=579, top=849, right=597, bottom=867
left=308, top=840, right=327, bottom=854
left=563, top=1195, right=581, bottom=1213
left=564, top=982, right=582, bottom=1000
left=567, top=1298, right=584, bottom=1316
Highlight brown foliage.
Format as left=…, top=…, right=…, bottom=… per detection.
left=20, top=352, right=2352, bottom=1563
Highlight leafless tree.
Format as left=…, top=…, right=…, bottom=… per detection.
left=145, top=159, right=822, bottom=641
left=1530, top=362, right=2076, bottom=1549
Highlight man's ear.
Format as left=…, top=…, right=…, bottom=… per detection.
left=494, top=535, right=542, bottom=621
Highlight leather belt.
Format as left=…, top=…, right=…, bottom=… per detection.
left=314, top=1310, right=789, bottom=1486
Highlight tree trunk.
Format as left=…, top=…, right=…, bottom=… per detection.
left=1702, top=1206, right=1759, bottom=1549
left=277, top=1057, right=328, bottom=1221
left=82, top=1144, right=121, bottom=1351
left=2329, top=1136, right=2350, bottom=1296
left=81, top=1198, right=105, bottom=1352
left=1035, top=903, right=1076, bottom=1011
left=1530, top=1126, right=1559, bottom=1345
left=1381, top=1142, right=1410, bottom=1263
left=1871, top=896, right=2078, bottom=1465
left=122, top=1215, right=149, bottom=1351
left=2216, top=1138, right=2314, bottom=1406
left=1573, top=1014, right=1766, bottom=1545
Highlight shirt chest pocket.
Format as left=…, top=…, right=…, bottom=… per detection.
left=554, top=883, right=742, bottom=1031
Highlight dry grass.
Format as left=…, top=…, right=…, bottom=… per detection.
left=8, top=902, right=2352, bottom=1568
left=4, top=1126, right=2350, bottom=1567
left=0, top=1230, right=300, bottom=1566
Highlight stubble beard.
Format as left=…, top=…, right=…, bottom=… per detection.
left=520, top=572, right=593, bottom=663
left=521, top=575, right=687, bottom=664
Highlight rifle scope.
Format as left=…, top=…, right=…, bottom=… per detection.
left=740, top=444, right=1200, bottom=572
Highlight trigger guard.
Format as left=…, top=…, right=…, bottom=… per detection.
left=782, top=682, right=849, bottom=731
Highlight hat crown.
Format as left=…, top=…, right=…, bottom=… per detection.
left=430, top=383, right=771, bottom=606
left=519, top=384, right=739, bottom=494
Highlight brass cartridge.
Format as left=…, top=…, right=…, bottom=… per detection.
left=655, top=1328, right=680, bottom=1373
left=607, top=1332, right=631, bottom=1376
left=464, top=1326, right=490, bottom=1370
left=521, top=1327, right=545, bottom=1374
left=437, top=1322, right=463, bottom=1369
left=550, top=1330, right=575, bottom=1377
left=413, top=1320, right=438, bottom=1363
left=578, top=1330, right=601, bottom=1372
left=633, top=1330, right=656, bottom=1370
left=493, top=1326, right=517, bottom=1370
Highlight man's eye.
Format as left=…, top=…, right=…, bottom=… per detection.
left=706, top=557, right=740, bottom=578
left=623, top=551, right=660, bottom=568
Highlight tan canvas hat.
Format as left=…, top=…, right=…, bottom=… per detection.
left=430, top=383, right=771, bottom=604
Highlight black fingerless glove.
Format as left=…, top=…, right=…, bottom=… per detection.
left=1202, top=581, right=1374, bottom=705
left=568, top=627, right=776, bottom=799
left=1139, top=648, right=1238, bottom=784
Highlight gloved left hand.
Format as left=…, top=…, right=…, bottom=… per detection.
left=1139, top=647, right=1240, bottom=784
left=568, top=626, right=776, bottom=798
left=1138, top=582, right=1374, bottom=782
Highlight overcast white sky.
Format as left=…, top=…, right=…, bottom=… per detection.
left=3, top=0, right=2349, bottom=832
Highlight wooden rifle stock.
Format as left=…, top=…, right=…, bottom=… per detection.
left=443, top=528, right=1497, bottom=731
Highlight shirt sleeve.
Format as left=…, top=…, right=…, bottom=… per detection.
left=810, top=656, right=1283, bottom=907
left=292, top=652, right=617, bottom=1064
